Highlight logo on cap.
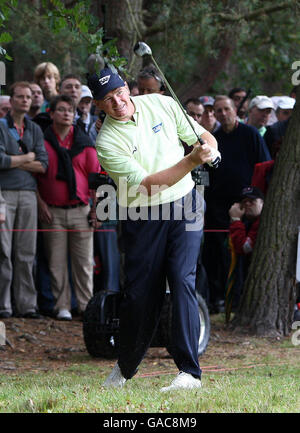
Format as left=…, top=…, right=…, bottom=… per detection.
left=240, top=186, right=264, bottom=201
left=243, top=187, right=254, bottom=194
left=99, top=75, right=111, bottom=86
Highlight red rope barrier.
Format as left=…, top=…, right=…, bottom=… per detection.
left=204, top=229, right=229, bottom=233
left=0, top=229, right=116, bottom=232
left=0, top=228, right=228, bottom=232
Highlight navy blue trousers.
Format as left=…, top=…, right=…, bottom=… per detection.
left=118, top=189, right=203, bottom=379
left=93, top=224, right=120, bottom=293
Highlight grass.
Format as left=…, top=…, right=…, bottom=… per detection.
left=0, top=362, right=299, bottom=413
left=1, top=313, right=299, bottom=413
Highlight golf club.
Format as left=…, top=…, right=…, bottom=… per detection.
left=134, top=41, right=220, bottom=168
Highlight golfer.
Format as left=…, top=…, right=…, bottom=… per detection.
left=88, top=67, right=219, bottom=391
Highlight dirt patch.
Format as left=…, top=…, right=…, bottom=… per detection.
left=0, top=316, right=174, bottom=374
left=0, top=315, right=297, bottom=376
left=0, top=317, right=89, bottom=373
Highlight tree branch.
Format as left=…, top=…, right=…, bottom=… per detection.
left=144, top=1, right=294, bottom=37
left=144, top=15, right=188, bottom=38
left=216, top=1, right=294, bottom=22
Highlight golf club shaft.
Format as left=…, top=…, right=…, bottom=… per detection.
left=149, top=56, right=205, bottom=145
left=133, top=41, right=219, bottom=168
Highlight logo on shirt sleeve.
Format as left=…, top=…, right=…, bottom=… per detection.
left=152, top=122, right=163, bottom=133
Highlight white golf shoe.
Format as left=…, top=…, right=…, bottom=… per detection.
left=160, top=372, right=202, bottom=392
left=56, top=309, right=72, bottom=321
left=103, top=363, right=127, bottom=388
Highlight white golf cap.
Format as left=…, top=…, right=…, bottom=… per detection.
left=276, top=96, right=295, bottom=110
left=249, top=95, right=274, bottom=110
left=80, top=85, right=93, bottom=100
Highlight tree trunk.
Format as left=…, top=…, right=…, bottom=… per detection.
left=232, top=86, right=300, bottom=336
left=178, top=34, right=236, bottom=100
left=101, top=0, right=145, bottom=77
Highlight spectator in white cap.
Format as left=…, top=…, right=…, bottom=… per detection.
left=263, top=96, right=294, bottom=159
left=275, top=96, right=295, bottom=122
left=78, top=85, right=97, bottom=134
left=247, top=95, right=274, bottom=137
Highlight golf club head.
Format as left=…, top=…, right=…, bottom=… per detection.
left=134, top=41, right=152, bottom=57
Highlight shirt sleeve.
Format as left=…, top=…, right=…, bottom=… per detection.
left=256, top=133, right=272, bottom=162
left=32, top=124, right=49, bottom=170
left=96, top=137, right=148, bottom=190
left=0, top=187, right=6, bottom=216
left=251, top=160, right=274, bottom=194
left=0, top=124, right=12, bottom=169
left=84, top=147, right=101, bottom=174
left=229, top=219, right=259, bottom=255
left=89, top=122, right=98, bottom=144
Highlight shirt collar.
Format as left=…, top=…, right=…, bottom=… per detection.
left=82, top=112, right=91, bottom=125
left=6, top=111, right=28, bottom=130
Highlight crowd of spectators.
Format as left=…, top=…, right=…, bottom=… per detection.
left=0, top=60, right=297, bottom=321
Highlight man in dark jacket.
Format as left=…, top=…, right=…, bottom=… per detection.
left=0, top=81, right=48, bottom=319
left=202, top=95, right=271, bottom=313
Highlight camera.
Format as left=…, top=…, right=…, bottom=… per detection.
left=88, top=171, right=116, bottom=191
left=98, top=110, right=106, bottom=123
left=191, top=165, right=210, bottom=186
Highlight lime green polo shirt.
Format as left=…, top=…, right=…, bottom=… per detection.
left=96, top=93, right=206, bottom=207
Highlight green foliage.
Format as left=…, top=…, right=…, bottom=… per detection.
left=0, top=32, right=12, bottom=44
left=45, top=0, right=97, bottom=39
left=0, top=0, right=127, bottom=83
left=0, top=0, right=13, bottom=60
left=97, top=38, right=128, bottom=75
left=42, top=0, right=127, bottom=72
left=224, top=6, right=300, bottom=95
left=0, top=0, right=299, bottom=92
left=145, top=0, right=299, bottom=94
left=0, top=46, right=12, bottom=61
left=41, top=0, right=127, bottom=71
